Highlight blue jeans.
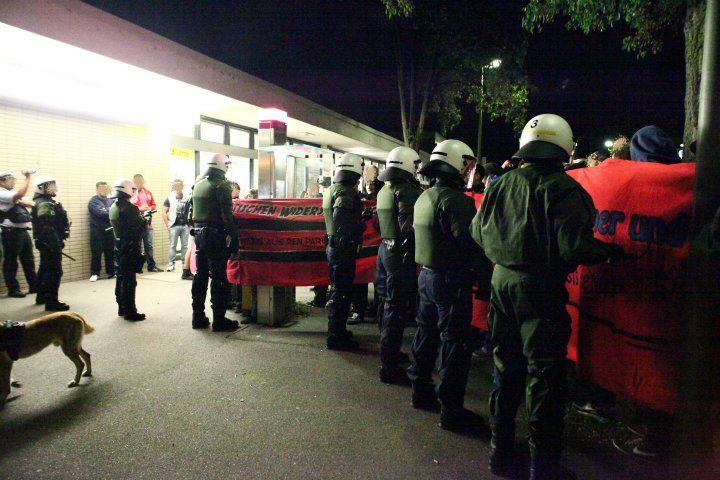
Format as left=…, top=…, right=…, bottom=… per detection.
left=408, top=267, right=475, bottom=410
left=142, top=227, right=156, bottom=270
left=167, top=225, right=189, bottom=265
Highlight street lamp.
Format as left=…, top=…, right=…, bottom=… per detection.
left=477, top=59, right=502, bottom=163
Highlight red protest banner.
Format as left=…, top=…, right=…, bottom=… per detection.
left=466, top=191, right=489, bottom=331
left=227, top=198, right=380, bottom=286
left=567, top=159, right=697, bottom=414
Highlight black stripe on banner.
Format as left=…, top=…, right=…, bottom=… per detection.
left=566, top=301, right=680, bottom=347
left=237, top=245, right=379, bottom=262
left=238, top=251, right=327, bottom=262
left=237, top=219, right=326, bottom=231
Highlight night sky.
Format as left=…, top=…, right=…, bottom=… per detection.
left=82, top=0, right=685, bottom=161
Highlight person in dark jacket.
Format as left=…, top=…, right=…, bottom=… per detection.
left=31, top=175, right=70, bottom=311
left=471, top=113, right=627, bottom=480
left=323, top=153, right=365, bottom=351
left=374, top=146, right=422, bottom=384
left=408, top=139, right=492, bottom=434
left=109, top=178, right=147, bottom=321
left=88, top=181, right=115, bottom=282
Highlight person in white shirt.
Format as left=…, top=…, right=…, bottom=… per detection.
left=0, top=170, right=37, bottom=298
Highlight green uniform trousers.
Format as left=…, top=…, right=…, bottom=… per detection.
left=488, top=264, right=570, bottom=460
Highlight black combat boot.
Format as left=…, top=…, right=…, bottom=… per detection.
left=411, top=383, right=441, bottom=412
left=439, top=407, right=489, bottom=435
left=326, top=333, right=359, bottom=351
left=45, top=301, right=70, bottom=312
left=124, top=308, right=146, bottom=321
left=192, top=312, right=210, bottom=329
left=212, top=317, right=239, bottom=332
left=380, top=365, right=411, bottom=385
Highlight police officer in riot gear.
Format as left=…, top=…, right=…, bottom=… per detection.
left=408, top=140, right=491, bottom=433
left=375, top=146, right=422, bottom=384
left=323, top=153, right=365, bottom=351
left=109, top=178, right=147, bottom=321
left=190, top=153, right=239, bottom=332
left=471, top=114, right=626, bottom=480
left=31, top=175, right=70, bottom=311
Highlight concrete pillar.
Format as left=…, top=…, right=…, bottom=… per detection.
left=256, top=108, right=294, bottom=326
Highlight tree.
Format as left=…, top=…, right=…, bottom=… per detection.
left=381, top=0, right=531, bottom=152
left=522, top=0, right=706, bottom=157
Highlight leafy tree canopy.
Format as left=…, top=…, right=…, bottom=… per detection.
left=522, top=0, right=686, bottom=57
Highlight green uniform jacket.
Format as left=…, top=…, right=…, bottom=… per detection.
left=413, top=180, right=481, bottom=269
left=471, top=162, right=618, bottom=275
left=190, top=175, right=237, bottom=240
left=376, top=180, right=421, bottom=240
left=109, top=198, right=145, bottom=241
left=322, top=182, right=363, bottom=241
left=32, top=194, right=69, bottom=251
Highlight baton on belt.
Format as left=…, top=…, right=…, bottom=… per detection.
left=62, top=251, right=77, bottom=262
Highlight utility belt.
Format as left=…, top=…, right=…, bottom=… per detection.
left=0, top=224, right=31, bottom=231
left=0, top=321, right=25, bottom=361
left=325, top=234, right=359, bottom=249
left=421, top=265, right=470, bottom=273
left=191, top=222, right=228, bottom=253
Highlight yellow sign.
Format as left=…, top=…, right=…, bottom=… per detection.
left=171, top=147, right=193, bottom=158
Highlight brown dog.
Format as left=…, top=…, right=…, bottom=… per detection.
left=1, top=312, right=94, bottom=404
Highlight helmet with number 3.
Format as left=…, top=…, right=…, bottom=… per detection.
left=513, top=114, right=574, bottom=161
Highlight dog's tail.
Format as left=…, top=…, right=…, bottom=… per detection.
left=72, top=312, right=95, bottom=334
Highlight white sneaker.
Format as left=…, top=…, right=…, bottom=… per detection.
left=89, top=275, right=98, bottom=282
left=166, top=263, right=175, bottom=272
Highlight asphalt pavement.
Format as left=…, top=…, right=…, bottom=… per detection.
left=0, top=271, right=710, bottom=479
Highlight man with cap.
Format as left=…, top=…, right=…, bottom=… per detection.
left=374, top=146, right=422, bottom=384
left=323, top=153, right=365, bottom=351
left=0, top=170, right=37, bottom=298
left=408, top=139, right=492, bottom=433
left=630, top=125, right=681, bottom=164
left=31, top=175, right=70, bottom=311
left=189, top=153, right=239, bottom=332
left=109, top=178, right=147, bottom=321
left=471, top=114, right=627, bottom=480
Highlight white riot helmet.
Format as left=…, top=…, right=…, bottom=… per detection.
left=513, top=113, right=574, bottom=161
left=34, top=175, right=57, bottom=195
left=332, top=153, right=364, bottom=183
left=418, top=139, right=475, bottom=177
left=378, top=146, right=420, bottom=182
left=203, top=153, right=231, bottom=176
left=111, top=178, right=136, bottom=198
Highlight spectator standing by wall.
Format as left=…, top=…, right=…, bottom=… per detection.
left=0, top=170, right=37, bottom=297
left=162, top=179, right=190, bottom=272
left=131, top=173, right=159, bottom=272
left=88, top=181, right=115, bottom=282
